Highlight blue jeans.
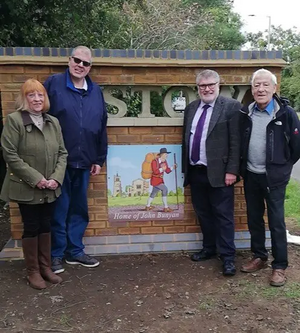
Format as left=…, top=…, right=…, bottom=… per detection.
left=51, top=167, right=90, bottom=259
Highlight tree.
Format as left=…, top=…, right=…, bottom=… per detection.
left=0, top=0, right=244, bottom=50
left=246, top=26, right=300, bottom=55
left=0, top=0, right=129, bottom=47
left=191, top=0, right=245, bottom=49
left=245, top=26, right=300, bottom=111
left=121, top=0, right=210, bottom=49
left=122, top=0, right=244, bottom=50
left=281, top=46, right=300, bottom=111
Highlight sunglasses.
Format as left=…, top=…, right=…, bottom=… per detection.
left=71, top=56, right=91, bottom=67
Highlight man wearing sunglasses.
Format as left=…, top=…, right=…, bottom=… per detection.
left=182, top=69, right=241, bottom=276
left=44, top=45, right=108, bottom=274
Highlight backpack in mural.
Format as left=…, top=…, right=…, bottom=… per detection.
left=141, top=152, right=159, bottom=179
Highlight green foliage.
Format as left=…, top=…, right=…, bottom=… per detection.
left=195, top=6, right=245, bottom=49
left=107, top=86, right=171, bottom=117
left=107, top=88, right=142, bottom=117
left=281, top=46, right=300, bottom=111
left=246, top=26, right=300, bottom=111
left=0, top=0, right=129, bottom=47
left=150, top=91, right=166, bottom=117
left=176, top=187, right=183, bottom=196
left=246, top=26, right=300, bottom=55
left=285, top=179, right=300, bottom=222
left=0, top=0, right=244, bottom=50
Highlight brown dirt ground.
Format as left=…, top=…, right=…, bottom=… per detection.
left=1, top=208, right=300, bottom=333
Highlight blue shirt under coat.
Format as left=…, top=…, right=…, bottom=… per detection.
left=255, top=98, right=274, bottom=115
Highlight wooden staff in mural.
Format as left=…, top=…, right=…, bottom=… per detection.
left=174, top=153, right=179, bottom=211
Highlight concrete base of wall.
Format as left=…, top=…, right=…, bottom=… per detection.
left=0, top=231, right=271, bottom=260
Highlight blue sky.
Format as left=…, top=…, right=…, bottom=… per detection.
left=107, top=145, right=184, bottom=194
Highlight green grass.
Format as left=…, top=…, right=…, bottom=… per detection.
left=238, top=281, right=300, bottom=300
left=59, top=314, right=73, bottom=327
left=108, top=195, right=184, bottom=207
left=285, top=179, right=300, bottom=223
left=198, top=298, right=216, bottom=310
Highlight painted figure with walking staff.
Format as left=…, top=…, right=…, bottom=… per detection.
left=144, top=147, right=178, bottom=212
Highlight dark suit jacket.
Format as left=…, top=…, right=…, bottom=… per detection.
left=182, top=95, right=241, bottom=188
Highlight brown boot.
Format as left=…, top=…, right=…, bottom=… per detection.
left=270, top=269, right=286, bottom=287
left=240, top=258, right=268, bottom=273
left=22, top=237, right=47, bottom=290
left=38, top=233, right=63, bottom=284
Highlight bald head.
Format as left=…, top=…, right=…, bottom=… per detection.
left=71, top=46, right=92, bottom=60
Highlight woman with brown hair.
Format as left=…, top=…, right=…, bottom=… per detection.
left=1, top=79, right=67, bottom=289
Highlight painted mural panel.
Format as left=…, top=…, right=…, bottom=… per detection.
left=107, top=145, right=184, bottom=222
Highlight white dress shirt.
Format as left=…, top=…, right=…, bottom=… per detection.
left=189, top=100, right=216, bottom=166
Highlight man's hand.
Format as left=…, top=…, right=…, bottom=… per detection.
left=90, top=164, right=101, bottom=176
left=36, top=177, right=48, bottom=189
left=225, top=173, right=236, bottom=186
left=173, top=163, right=177, bottom=169
left=47, top=179, right=59, bottom=190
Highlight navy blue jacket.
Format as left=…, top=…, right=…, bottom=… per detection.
left=44, top=70, right=108, bottom=169
left=239, top=94, right=300, bottom=188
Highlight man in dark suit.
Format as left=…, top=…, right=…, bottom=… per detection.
left=182, top=69, right=241, bottom=276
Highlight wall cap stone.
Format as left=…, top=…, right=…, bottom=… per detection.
left=0, top=48, right=286, bottom=67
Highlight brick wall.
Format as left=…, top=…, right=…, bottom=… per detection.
left=0, top=48, right=285, bottom=240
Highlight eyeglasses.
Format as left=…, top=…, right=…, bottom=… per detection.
left=197, top=82, right=218, bottom=90
left=72, top=56, right=91, bottom=67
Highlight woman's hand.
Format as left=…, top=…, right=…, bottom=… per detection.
left=36, top=177, right=48, bottom=189
left=47, top=179, right=59, bottom=190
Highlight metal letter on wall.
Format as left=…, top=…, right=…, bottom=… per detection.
left=103, top=86, right=128, bottom=118
left=103, top=85, right=250, bottom=118
left=131, top=86, right=162, bottom=118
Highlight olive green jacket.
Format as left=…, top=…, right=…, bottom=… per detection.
left=1, top=110, right=68, bottom=204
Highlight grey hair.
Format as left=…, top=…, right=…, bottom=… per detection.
left=251, top=68, right=277, bottom=85
left=196, top=69, right=220, bottom=84
left=71, top=46, right=92, bottom=61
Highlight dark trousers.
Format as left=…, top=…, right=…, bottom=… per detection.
left=189, top=166, right=236, bottom=261
left=18, top=202, right=55, bottom=238
left=51, top=167, right=90, bottom=259
left=244, top=171, right=288, bottom=269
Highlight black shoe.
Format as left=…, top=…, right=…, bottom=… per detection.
left=191, top=250, right=216, bottom=262
left=65, top=253, right=100, bottom=268
left=223, top=260, right=236, bottom=276
left=51, top=257, right=65, bottom=274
